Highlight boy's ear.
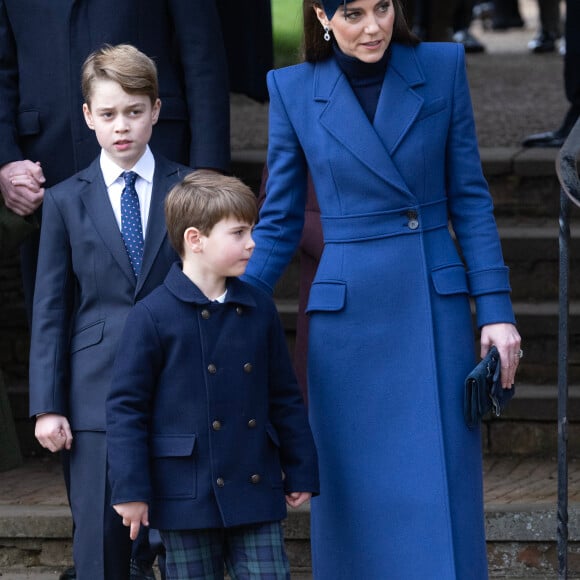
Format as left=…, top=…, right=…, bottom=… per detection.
left=151, top=98, right=161, bottom=126
left=82, top=103, right=95, bottom=131
left=184, top=226, right=204, bottom=252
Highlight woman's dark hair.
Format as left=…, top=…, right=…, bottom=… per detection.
left=302, top=0, right=419, bottom=63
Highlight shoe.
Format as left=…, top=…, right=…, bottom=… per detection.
left=522, top=107, right=580, bottom=148
left=528, top=31, right=558, bottom=54
left=452, top=30, right=486, bottom=53
left=130, top=558, right=156, bottom=580
left=491, top=16, right=524, bottom=30
left=59, top=567, right=76, bottom=580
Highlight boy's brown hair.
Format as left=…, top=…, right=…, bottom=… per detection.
left=165, top=171, right=258, bottom=257
left=81, top=44, right=159, bottom=107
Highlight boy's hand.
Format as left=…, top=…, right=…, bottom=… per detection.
left=285, top=492, right=312, bottom=509
left=0, top=160, right=45, bottom=216
left=113, top=502, right=149, bottom=540
left=35, top=413, right=73, bottom=452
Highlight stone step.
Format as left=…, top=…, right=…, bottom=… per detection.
left=1, top=457, right=580, bottom=578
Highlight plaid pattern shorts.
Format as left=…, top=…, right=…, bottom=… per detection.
left=160, top=521, right=291, bottom=579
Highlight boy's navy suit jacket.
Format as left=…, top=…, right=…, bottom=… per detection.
left=106, top=264, right=320, bottom=530
left=28, top=155, right=189, bottom=430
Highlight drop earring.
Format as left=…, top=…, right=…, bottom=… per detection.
left=323, top=26, right=331, bottom=42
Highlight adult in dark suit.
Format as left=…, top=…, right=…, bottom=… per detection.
left=0, top=0, right=230, bottom=319
left=523, top=0, right=580, bottom=147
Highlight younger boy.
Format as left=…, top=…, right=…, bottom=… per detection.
left=106, top=172, right=319, bottom=579
left=28, top=44, right=190, bottom=579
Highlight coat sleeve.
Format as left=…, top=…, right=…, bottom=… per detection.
left=167, top=0, right=230, bottom=172
left=444, top=46, right=515, bottom=328
left=265, top=301, right=319, bottom=495
left=28, top=189, right=74, bottom=417
left=0, top=0, right=24, bottom=167
left=243, top=69, right=309, bottom=293
left=106, top=302, right=163, bottom=505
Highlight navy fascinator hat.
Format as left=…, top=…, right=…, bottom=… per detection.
left=320, top=0, right=355, bottom=17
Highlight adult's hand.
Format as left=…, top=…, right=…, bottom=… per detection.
left=35, top=413, right=73, bottom=452
left=480, top=323, right=522, bottom=389
left=0, top=160, right=45, bottom=216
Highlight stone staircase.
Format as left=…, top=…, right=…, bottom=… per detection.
left=3, top=146, right=580, bottom=578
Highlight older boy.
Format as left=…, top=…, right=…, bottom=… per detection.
left=106, top=172, right=319, bottom=579
left=28, top=44, right=190, bottom=579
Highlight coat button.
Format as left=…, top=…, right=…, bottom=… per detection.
left=407, top=210, right=419, bottom=230
left=208, top=364, right=217, bottom=374
left=247, top=419, right=257, bottom=428
left=212, top=420, right=222, bottom=431
left=216, top=477, right=225, bottom=487
left=250, top=474, right=261, bottom=484
left=243, top=363, right=253, bottom=373
left=201, top=309, right=210, bottom=319
left=236, top=306, right=243, bottom=315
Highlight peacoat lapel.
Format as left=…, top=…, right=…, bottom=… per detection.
left=314, top=43, right=425, bottom=198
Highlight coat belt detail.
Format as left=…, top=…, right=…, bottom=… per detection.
left=320, top=198, right=449, bottom=242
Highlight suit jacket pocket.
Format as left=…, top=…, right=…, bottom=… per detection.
left=305, top=281, right=347, bottom=314
left=431, top=264, right=469, bottom=295
left=70, top=320, right=104, bottom=354
left=151, top=434, right=198, bottom=499
left=17, top=110, right=41, bottom=136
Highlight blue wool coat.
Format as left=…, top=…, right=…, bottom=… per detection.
left=244, top=42, right=515, bottom=579
left=106, top=264, right=319, bottom=530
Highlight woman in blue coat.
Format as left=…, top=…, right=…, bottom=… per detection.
left=243, top=0, right=522, bottom=577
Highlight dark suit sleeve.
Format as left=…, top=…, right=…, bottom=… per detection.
left=28, top=189, right=74, bottom=417
left=0, top=0, right=24, bottom=167
left=168, top=0, right=231, bottom=172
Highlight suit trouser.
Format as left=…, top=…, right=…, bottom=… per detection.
left=70, top=431, right=132, bottom=580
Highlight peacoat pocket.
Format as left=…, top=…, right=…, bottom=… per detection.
left=151, top=434, right=198, bottom=499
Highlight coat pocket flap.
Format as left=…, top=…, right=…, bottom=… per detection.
left=151, top=434, right=197, bottom=457
left=17, top=110, right=41, bottom=136
left=70, top=320, right=104, bottom=354
left=305, top=281, right=347, bottom=313
left=431, top=264, right=469, bottom=295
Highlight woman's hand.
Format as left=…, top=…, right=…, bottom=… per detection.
left=480, top=323, right=522, bottom=388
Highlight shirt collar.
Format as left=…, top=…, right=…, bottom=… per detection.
left=100, top=145, right=155, bottom=188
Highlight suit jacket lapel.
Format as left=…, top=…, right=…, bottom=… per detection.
left=136, top=156, right=184, bottom=295
left=315, top=44, right=425, bottom=197
left=79, top=159, right=136, bottom=285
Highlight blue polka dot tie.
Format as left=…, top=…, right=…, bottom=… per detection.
left=121, top=171, right=144, bottom=276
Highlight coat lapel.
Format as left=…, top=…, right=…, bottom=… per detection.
left=79, top=159, right=136, bottom=286
left=315, top=44, right=425, bottom=197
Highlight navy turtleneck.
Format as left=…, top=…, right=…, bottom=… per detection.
left=333, top=43, right=390, bottom=123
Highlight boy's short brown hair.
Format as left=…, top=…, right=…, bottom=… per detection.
left=81, top=44, right=159, bottom=107
left=165, top=171, right=258, bottom=257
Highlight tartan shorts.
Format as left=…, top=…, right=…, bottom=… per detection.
left=160, top=521, right=291, bottom=580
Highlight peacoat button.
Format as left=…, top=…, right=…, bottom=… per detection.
left=216, top=477, right=225, bottom=487
left=243, top=363, right=253, bottom=373
left=236, top=306, right=243, bottom=315
left=208, top=363, right=217, bottom=374
left=250, top=474, right=261, bottom=484
left=212, top=420, right=222, bottom=431
left=201, top=309, right=210, bottom=319
left=247, top=419, right=257, bottom=428
left=407, top=210, right=419, bottom=230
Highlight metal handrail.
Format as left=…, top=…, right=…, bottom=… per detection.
left=556, top=118, right=580, bottom=579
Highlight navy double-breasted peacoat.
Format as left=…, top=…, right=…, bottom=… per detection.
left=106, top=264, right=319, bottom=530
left=244, top=42, right=516, bottom=579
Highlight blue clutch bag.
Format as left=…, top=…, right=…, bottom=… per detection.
left=464, top=346, right=515, bottom=429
